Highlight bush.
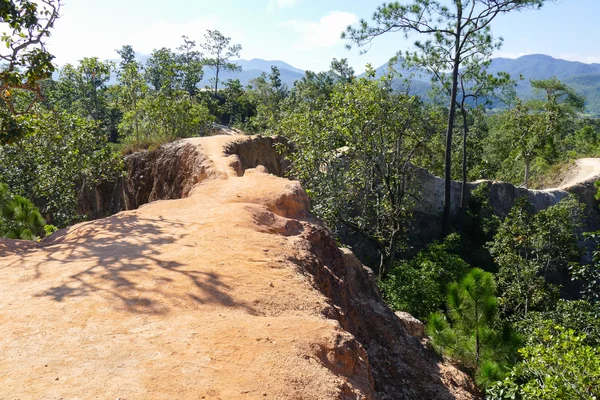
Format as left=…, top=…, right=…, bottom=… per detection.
left=0, top=183, right=45, bottom=240
left=487, top=324, right=600, bottom=400
left=379, top=233, right=470, bottom=320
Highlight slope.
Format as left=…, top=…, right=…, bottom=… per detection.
left=0, top=135, right=476, bottom=400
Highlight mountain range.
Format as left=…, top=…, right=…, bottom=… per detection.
left=214, top=55, right=600, bottom=116
left=58, top=54, right=600, bottom=115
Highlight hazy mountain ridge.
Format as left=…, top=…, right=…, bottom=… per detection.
left=55, top=53, right=600, bottom=114
left=364, top=54, right=600, bottom=115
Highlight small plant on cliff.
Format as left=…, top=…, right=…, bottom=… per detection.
left=427, top=268, right=522, bottom=389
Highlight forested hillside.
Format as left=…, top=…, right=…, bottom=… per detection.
left=1, top=0, right=599, bottom=399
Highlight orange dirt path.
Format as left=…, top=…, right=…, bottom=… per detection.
left=0, top=137, right=372, bottom=399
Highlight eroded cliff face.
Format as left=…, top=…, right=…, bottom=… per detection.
left=0, top=136, right=477, bottom=400
left=407, top=167, right=600, bottom=255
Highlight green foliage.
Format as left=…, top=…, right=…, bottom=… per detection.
left=427, top=268, right=522, bottom=389
left=214, top=79, right=255, bottom=127
left=0, top=182, right=45, bottom=240
left=280, top=72, right=443, bottom=275
left=487, top=324, right=600, bottom=400
left=145, top=48, right=179, bottom=94
left=380, top=233, right=469, bottom=320
left=483, top=78, right=588, bottom=186
left=201, top=30, right=242, bottom=95
left=0, top=0, right=60, bottom=144
left=118, top=91, right=213, bottom=147
left=344, top=0, right=546, bottom=234
left=461, top=183, right=501, bottom=269
left=0, top=110, right=123, bottom=227
left=488, top=196, right=583, bottom=320
left=247, top=66, right=288, bottom=133
left=515, top=299, right=600, bottom=347
left=176, top=35, right=204, bottom=97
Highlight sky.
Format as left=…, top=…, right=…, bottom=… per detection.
left=44, top=0, right=600, bottom=74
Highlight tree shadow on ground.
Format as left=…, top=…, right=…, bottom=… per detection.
left=2, top=212, right=257, bottom=315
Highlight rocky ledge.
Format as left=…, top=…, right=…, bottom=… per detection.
left=0, top=135, right=477, bottom=399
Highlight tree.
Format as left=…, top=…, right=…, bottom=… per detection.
left=0, top=0, right=60, bottom=144
left=281, top=69, right=442, bottom=276
left=201, top=30, right=242, bottom=96
left=427, top=268, right=522, bottom=388
left=379, top=233, right=470, bottom=320
left=116, top=45, right=146, bottom=143
left=330, top=58, right=355, bottom=83
left=0, top=110, right=123, bottom=227
left=488, top=196, right=583, bottom=320
left=116, top=44, right=136, bottom=70
left=248, top=66, right=288, bottom=132
left=58, top=58, right=114, bottom=122
left=488, top=324, right=600, bottom=400
left=145, top=47, right=178, bottom=94
left=0, top=182, right=45, bottom=240
left=176, top=35, right=204, bottom=97
left=345, top=0, right=545, bottom=236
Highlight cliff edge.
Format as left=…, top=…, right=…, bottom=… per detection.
left=0, top=136, right=476, bottom=399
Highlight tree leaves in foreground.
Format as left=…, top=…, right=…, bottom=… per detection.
left=0, top=110, right=122, bottom=227
left=0, top=182, right=45, bottom=240
left=0, top=0, right=61, bottom=144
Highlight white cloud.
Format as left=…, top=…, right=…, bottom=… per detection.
left=282, top=11, right=359, bottom=50
left=266, top=0, right=301, bottom=12
left=47, top=15, right=219, bottom=65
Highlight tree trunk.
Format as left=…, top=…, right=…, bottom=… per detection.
left=382, top=230, right=400, bottom=279
left=524, top=157, right=531, bottom=188
left=442, top=59, right=461, bottom=237
left=214, top=65, right=220, bottom=97
left=459, top=106, right=469, bottom=235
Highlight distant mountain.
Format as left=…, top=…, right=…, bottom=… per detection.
left=487, top=54, right=600, bottom=115
left=368, top=54, right=600, bottom=115
left=199, top=59, right=305, bottom=88
left=234, top=59, right=305, bottom=75
left=53, top=54, right=600, bottom=115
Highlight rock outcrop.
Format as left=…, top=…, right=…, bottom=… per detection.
left=409, top=166, right=600, bottom=256
left=0, top=136, right=477, bottom=399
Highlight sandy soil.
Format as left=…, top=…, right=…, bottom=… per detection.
left=0, top=137, right=372, bottom=399
left=557, top=158, right=600, bottom=189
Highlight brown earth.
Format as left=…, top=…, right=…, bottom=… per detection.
left=0, top=136, right=476, bottom=399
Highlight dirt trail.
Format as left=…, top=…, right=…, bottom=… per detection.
left=0, top=137, right=373, bottom=399
left=556, top=158, right=600, bottom=189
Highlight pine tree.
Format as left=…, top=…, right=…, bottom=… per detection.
left=427, top=268, right=521, bottom=388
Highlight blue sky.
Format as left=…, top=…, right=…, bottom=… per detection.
left=47, top=0, right=599, bottom=73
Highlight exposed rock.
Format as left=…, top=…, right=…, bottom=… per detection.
left=1, top=135, right=478, bottom=400
left=206, top=123, right=247, bottom=136
left=409, top=166, right=600, bottom=258
left=395, top=311, right=425, bottom=339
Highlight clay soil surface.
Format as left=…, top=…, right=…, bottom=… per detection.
left=0, top=137, right=372, bottom=399
left=556, top=158, right=600, bottom=189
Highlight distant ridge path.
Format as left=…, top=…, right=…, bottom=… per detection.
left=556, top=158, right=600, bottom=189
